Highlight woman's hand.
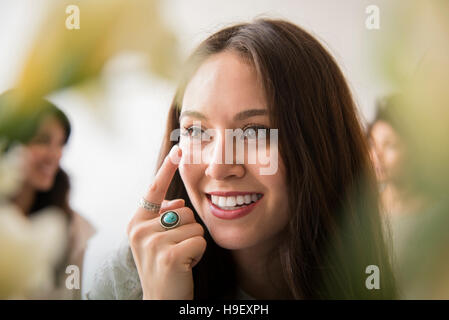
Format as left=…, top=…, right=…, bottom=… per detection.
left=126, top=146, right=207, bottom=300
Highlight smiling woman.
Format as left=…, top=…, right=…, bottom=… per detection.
left=88, top=18, right=397, bottom=300
left=0, top=90, right=72, bottom=217
left=0, top=89, right=95, bottom=299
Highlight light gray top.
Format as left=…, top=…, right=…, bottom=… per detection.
left=86, top=237, right=143, bottom=300
left=86, top=237, right=254, bottom=300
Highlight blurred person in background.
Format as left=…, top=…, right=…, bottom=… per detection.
left=365, top=0, right=449, bottom=299
left=380, top=56, right=449, bottom=298
left=0, top=89, right=95, bottom=299
left=368, top=90, right=449, bottom=299
left=367, top=95, right=430, bottom=298
left=368, top=95, right=427, bottom=218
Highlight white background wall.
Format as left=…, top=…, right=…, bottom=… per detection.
left=0, top=0, right=395, bottom=294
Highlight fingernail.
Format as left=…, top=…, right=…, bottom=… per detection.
left=174, top=144, right=182, bottom=156
left=169, top=145, right=182, bottom=164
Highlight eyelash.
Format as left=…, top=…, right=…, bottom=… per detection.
left=30, top=134, right=66, bottom=147
left=181, top=124, right=269, bottom=140
left=181, top=125, right=206, bottom=139
left=31, top=135, right=51, bottom=145
left=241, top=123, right=269, bottom=139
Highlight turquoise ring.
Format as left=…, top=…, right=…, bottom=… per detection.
left=160, top=211, right=180, bottom=230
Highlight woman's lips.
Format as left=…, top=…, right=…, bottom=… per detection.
left=206, top=192, right=263, bottom=220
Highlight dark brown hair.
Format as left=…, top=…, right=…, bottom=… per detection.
left=157, top=19, right=396, bottom=299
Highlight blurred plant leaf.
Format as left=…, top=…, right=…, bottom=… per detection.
left=15, top=0, right=179, bottom=100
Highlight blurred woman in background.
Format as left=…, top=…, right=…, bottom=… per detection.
left=367, top=94, right=437, bottom=298
left=368, top=95, right=427, bottom=218
left=0, top=90, right=95, bottom=299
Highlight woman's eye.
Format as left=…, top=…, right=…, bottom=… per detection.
left=243, top=128, right=257, bottom=140
left=182, top=126, right=206, bottom=140
left=30, top=135, right=50, bottom=145
left=242, top=126, right=268, bottom=140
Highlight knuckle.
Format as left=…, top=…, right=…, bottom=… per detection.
left=128, top=223, right=151, bottom=245
left=148, top=232, right=165, bottom=246
left=128, top=225, right=142, bottom=245
left=148, top=182, right=158, bottom=193
left=142, top=231, right=165, bottom=254
left=181, top=207, right=195, bottom=220
left=143, top=237, right=159, bottom=254
left=192, top=223, right=204, bottom=236
left=195, top=236, right=207, bottom=249
left=159, top=249, right=177, bottom=268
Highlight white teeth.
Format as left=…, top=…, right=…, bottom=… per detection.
left=210, top=193, right=262, bottom=210
left=226, top=196, right=236, bottom=207
left=218, top=197, right=226, bottom=207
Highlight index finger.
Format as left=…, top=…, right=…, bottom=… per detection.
left=144, top=145, right=182, bottom=207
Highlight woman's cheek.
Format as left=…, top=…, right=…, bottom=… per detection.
left=25, top=146, right=44, bottom=172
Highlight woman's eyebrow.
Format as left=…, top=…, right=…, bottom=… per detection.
left=179, top=110, right=208, bottom=121
left=179, top=109, right=267, bottom=121
left=234, top=109, right=267, bottom=121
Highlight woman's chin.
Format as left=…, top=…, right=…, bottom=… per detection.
left=32, top=179, right=54, bottom=192
left=207, top=227, right=259, bottom=250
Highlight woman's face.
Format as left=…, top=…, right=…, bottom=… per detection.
left=369, top=120, right=404, bottom=184
left=24, top=116, right=66, bottom=191
left=178, top=51, right=289, bottom=250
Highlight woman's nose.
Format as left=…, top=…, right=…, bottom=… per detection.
left=204, top=134, right=245, bottom=180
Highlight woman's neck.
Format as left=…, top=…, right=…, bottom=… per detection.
left=231, top=240, right=292, bottom=299
left=12, top=184, right=36, bottom=216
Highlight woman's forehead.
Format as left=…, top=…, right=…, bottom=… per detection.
left=181, top=52, right=267, bottom=120
left=35, top=115, right=66, bottom=138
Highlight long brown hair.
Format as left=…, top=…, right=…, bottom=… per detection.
left=157, top=19, right=396, bottom=299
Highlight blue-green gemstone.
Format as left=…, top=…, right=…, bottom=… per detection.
left=163, top=212, right=178, bottom=224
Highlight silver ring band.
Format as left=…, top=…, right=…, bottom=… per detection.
left=139, top=198, right=161, bottom=213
